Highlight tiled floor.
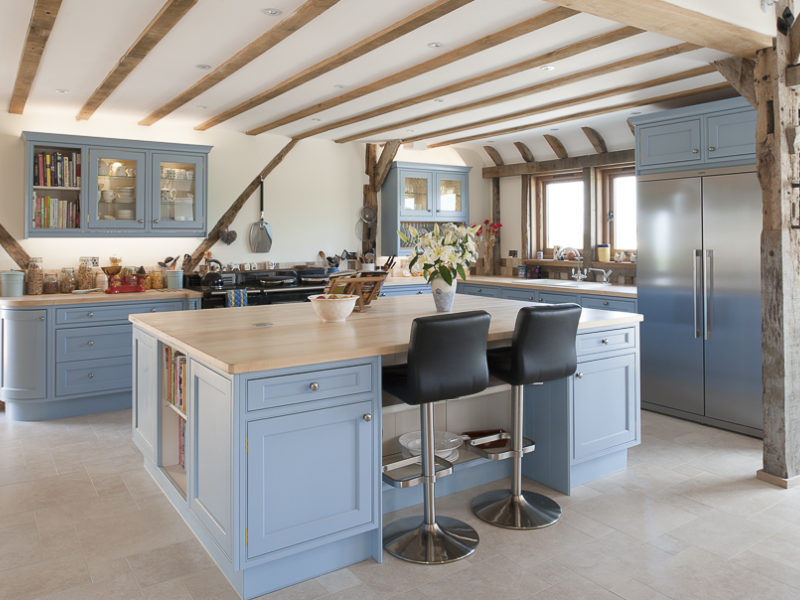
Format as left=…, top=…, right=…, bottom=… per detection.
left=1, top=409, right=799, bottom=600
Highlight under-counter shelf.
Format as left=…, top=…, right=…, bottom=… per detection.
left=382, top=375, right=510, bottom=414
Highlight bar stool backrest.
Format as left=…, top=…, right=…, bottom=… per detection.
left=509, top=304, right=582, bottom=385
left=406, top=310, right=491, bottom=404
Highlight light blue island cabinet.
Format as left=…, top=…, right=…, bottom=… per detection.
left=130, top=295, right=641, bottom=599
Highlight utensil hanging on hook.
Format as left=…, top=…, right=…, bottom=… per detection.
left=249, top=177, right=273, bottom=253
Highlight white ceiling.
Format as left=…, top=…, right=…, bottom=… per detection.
left=2, top=0, right=758, bottom=165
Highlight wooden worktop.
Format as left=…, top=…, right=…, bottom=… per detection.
left=382, top=275, right=636, bottom=298
left=130, top=294, right=642, bottom=375
left=0, top=288, right=202, bottom=307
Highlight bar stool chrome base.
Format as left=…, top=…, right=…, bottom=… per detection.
left=471, top=488, right=562, bottom=529
left=383, top=515, right=479, bottom=564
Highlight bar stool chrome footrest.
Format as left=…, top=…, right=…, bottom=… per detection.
left=468, top=433, right=535, bottom=461
left=471, top=488, right=562, bottom=530
left=382, top=455, right=454, bottom=488
left=383, top=515, right=479, bottom=564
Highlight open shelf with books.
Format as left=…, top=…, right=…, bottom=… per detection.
left=30, top=144, right=82, bottom=232
left=160, top=345, right=188, bottom=498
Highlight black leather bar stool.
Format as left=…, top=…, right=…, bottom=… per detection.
left=382, top=310, right=491, bottom=564
left=471, top=303, right=581, bottom=529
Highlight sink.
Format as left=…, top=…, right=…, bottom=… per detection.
left=517, top=280, right=611, bottom=289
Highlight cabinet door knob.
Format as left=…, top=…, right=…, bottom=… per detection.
left=692, top=148, right=699, bottom=154
left=87, top=340, right=94, bottom=346
left=603, top=301, right=609, bottom=306
left=87, top=372, right=94, bottom=379
left=138, top=219, right=144, bottom=224
left=477, top=288, right=482, bottom=292
left=151, top=308, right=157, bottom=312
left=38, top=316, right=45, bottom=321
left=416, top=290, right=423, bottom=295
left=380, top=292, right=386, bottom=297
left=87, top=312, right=94, bottom=317
left=363, top=413, right=372, bottom=422
left=708, top=146, right=716, bottom=151
left=308, top=382, right=320, bottom=391
left=601, top=338, right=610, bottom=345
left=537, top=297, right=543, bottom=302
left=153, top=219, right=160, bottom=224
left=576, top=372, right=584, bottom=379
left=528, top=296, right=533, bottom=301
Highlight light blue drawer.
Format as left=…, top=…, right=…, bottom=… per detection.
left=247, top=363, right=374, bottom=412
left=459, top=284, right=503, bottom=298
left=537, top=291, right=579, bottom=304
left=55, top=356, right=131, bottom=397
left=500, top=288, right=541, bottom=302
left=55, top=301, right=184, bottom=325
left=580, top=296, right=637, bottom=312
left=576, top=327, right=635, bottom=357
left=55, top=324, right=131, bottom=363
left=379, top=285, right=430, bottom=297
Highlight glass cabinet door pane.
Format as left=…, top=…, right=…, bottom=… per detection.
left=439, top=178, right=462, bottom=213
left=403, top=177, right=428, bottom=212
left=159, top=161, right=196, bottom=223
left=97, top=157, right=138, bottom=222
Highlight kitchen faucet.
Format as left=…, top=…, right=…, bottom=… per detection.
left=588, top=267, right=614, bottom=285
left=571, top=256, right=588, bottom=282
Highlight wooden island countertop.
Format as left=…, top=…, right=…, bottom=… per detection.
left=130, top=294, right=642, bottom=375
left=0, top=288, right=202, bottom=307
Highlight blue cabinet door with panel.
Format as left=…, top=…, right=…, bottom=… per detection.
left=397, top=168, right=435, bottom=219
left=434, top=171, right=469, bottom=221
left=705, top=108, right=757, bottom=162
left=0, top=309, right=46, bottom=401
left=87, top=148, right=147, bottom=231
left=458, top=283, right=503, bottom=298
left=579, top=295, right=637, bottom=313
left=246, top=399, right=375, bottom=560
left=132, top=329, right=158, bottom=463
left=637, top=118, right=702, bottom=169
left=572, top=353, right=637, bottom=462
left=151, top=152, right=207, bottom=233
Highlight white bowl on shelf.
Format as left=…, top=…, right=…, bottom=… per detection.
left=398, top=430, right=463, bottom=460
left=308, top=294, right=358, bottom=322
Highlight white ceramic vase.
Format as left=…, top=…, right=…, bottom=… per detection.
left=431, top=277, right=457, bottom=312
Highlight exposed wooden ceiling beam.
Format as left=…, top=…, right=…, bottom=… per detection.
left=9, top=0, right=62, bottom=114
left=544, top=135, right=568, bottom=159
left=336, top=40, right=695, bottom=143
left=373, top=140, right=402, bottom=189
left=543, top=0, right=772, bottom=57
left=626, top=119, right=636, bottom=137
left=483, top=146, right=504, bottom=166
left=514, top=141, right=535, bottom=162
left=246, top=6, right=578, bottom=136
left=405, top=64, right=716, bottom=143
left=483, top=149, right=634, bottom=178
left=713, top=57, right=756, bottom=108
left=138, top=0, right=338, bottom=126
left=581, top=127, right=607, bottom=153
left=195, top=0, right=475, bottom=131
left=429, top=81, right=733, bottom=147
left=77, top=0, right=197, bottom=121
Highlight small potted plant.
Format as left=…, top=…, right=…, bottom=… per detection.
left=399, top=222, right=480, bottom=311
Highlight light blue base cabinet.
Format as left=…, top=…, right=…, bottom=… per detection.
left=1, top=297, right=199, bottom=421
left=131, top=343, right=382, bottom=600
left=458, top=282, right=638, bottom=312
left=378, top=283, right=430, bottom=297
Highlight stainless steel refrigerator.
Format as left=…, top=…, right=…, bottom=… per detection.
left=637, top=168, right=763, bottom=436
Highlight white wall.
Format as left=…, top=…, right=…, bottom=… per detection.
left=0, top=109, right=366, bottom=271
left=665, top=0, right=775, bottom=36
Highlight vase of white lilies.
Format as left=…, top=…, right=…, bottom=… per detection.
left=399, top=222, right=480, bottom=312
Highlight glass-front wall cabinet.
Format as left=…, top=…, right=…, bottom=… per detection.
left=399, top=170, right=434, bottom=218
left=89, top=148, right=146, bottom=230
left=152, top=153, right=205, bottom=231
left=435, top=173, right=468, bottom=219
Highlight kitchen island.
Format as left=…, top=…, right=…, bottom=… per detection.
left=130, top=295, right=642, bottom=599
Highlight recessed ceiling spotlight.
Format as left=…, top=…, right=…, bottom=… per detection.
left=427, top=42, right=443, bottom=48
left=196, top=64, right=211, bottom=70
left=630, top=111, right=642, bottom=115
left=333, top=84, right=346, bottom=89
left=262, top=8, right=282, bottom=15
left=406, top=129, right=415, bottom=133
left=55, top=88, right=69, bottom=94
left=540, top=65, right=555, bottom=71
left=549, top=128, right=560, bottom=131
left=196, top=105, right=207, bottom=110
left=433, top=98, right=445, bottom=103
left=311, top=118, right=321, bottom=122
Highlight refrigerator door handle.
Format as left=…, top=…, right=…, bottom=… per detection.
left=693, top=249, right=702, bottom=338
left=704, top=249, right=713, bottom=340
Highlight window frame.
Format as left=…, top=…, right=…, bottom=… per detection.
left=534, top=171, right=584, bottom=257
left=599, top=166, right=637, bottom=254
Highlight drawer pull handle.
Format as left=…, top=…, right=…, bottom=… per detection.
left=601, top=338, right=610, bottom=345
left=87, top=340, right=94, bottom=346
left=603, top=301, right=609, bottom=306
left=87, top=312, right=94, bottom=317
left=477, top=288, right=482, bottom=292
left=528, top=296, right=533, bottom=301
left=692, top=148, right=699, bottom=154
left=380, top=293, right=386, bottom=297
left=309, top=382, right=320, bottom=391
left=576, top=372, right=584, bottom=379
left=151, top=308, right=157, bottom=312
left=708, top=146, right=716, bottom=151
left=38, top=316, right=45, bottom=321
left=416, top=290, right=423, bottom=295
left=363, top=413, right=372, bottom=422
left=153, top=219, right=160, bottom=224
left=87, top=372, right=94, bottom=379
left=137, top=219, right=144, bottom=224
left=537, top=297, right=543, bottom=302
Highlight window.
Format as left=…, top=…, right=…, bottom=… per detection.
left=601, top=167, right=637, bottom=252
left=536, top=174, right=584, bottom=255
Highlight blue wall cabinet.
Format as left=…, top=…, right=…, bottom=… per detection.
left=632, top=98, right=755, bottom=174
left=381, top=162, right=471, bottom=256
left=23, top=131, right=211, bottom=237
left=0, top=309, right=47, bottom=401
left=246, top=399, right=374, bottom=559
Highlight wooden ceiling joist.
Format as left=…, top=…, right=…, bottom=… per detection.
left=626, top=119, right=636, bottom=137
left=483, top=146, right=504, bottom=166
left=429, top=81, right=733, bottom=148
left=581, top=127, right=607, bottom=153
left=246, top=6, right=579, bottom=136
left=514, top=141, right=535, bottom=162
left=404, top=64, right=717, bottom=144
left=544, top=134, right=568, bottom=159
left=77, top=0, right=197, bottom=121
left=139, top=0, right=339, bottom=126
left=482, top=149, right=635, bottom=178
left=373, top=140, right=402, bottom=189
left=335, top=40, right=697, bottom=144
left=9, top=0, right=62, bottom=114
left=195, top=0, right=474, bottom=131
left=543, top=0, right=772, bottom=57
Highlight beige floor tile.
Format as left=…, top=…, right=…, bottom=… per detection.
left=529, top=572, right=621, bottom=600
left=140, top=579, right=193, bottom=600
left=315, top=567, right=362, bottom=594
left=126, top=539, right=215, bottom=588
left=252, top=578, right=328, bottom=600
left=34, top=571, right=144, bottom=600
left=668, top=510, right=780, bottom=558
left=88, top=557, right=134, bottom=583
left=610, top=578, right=673, bottom=600
left=178, top=568, right=239, bottom=600
left=0, top=521, right=42, bottom=573
left=0, top=554, right=90, bottom=600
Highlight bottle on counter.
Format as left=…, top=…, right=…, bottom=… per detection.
left=94, top=270, right=108, bottom=290
left=43, top=271, right=59, bottom=294
left=59, top=267, right=76, bottom=293
left=26, top=257, right=43, bottom=295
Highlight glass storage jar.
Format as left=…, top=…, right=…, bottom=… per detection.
left=77, top=259, right=93, bottom=290
left=59, top=268, right=76, bottom=293
left=43, top=271, right=59, bottom=294
left=25, top=257, right=43, bottom=295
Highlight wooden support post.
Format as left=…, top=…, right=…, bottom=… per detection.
left=0, top=223, right=31, bottom=270
left=521, top=175, right=530, bottom=259
left=491, top=177, right=501, bottom=274
left=755, top=2, right=800, bottom=487
left=713, top=57, right=757, bottom=108
left=582, top=167, right=596, bottom=264
left=185, top=139, right=298, bottom=271
left=361, top=141, right=400, bottom=256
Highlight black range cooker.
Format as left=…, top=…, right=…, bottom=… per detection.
left=184, top=269, right=330, bottom=309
